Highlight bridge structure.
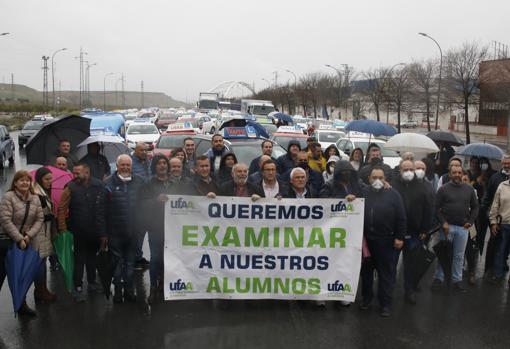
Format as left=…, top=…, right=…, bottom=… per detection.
left=208, top=81, right=256, bottom=99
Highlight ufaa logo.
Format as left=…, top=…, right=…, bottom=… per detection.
left=169, top=279, right=193, bottom=292
left=170, top=197, right=194, bottom=209
left=327, top=280, right=352, bottom=293
left=331, top=200, right=354, bottom=213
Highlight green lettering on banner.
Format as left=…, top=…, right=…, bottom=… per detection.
left=274, top=278, right=290, bottom=294
left=273, top=227, right=280, bottom=247
left=253, top=277, right=271, bottom=293
left=307, top=279, right=321, bottom=294
left=202, top=226, right=220, bottom=246
left=182, top=225, right=198, bottom=246
left=283, top=227, right=304, bottom=248
left=292, top=278, right=306, bottom=294
left=330, top=228, right=346, bottom=248
left=245, top=227, right=269, bottom=247
left=207, top=277, right=221, bottom=293
left=223, top=277, right=235, bottom=293
left=307, top=227, right=326, bottom=248
left=222, top=227, right=241, bottom=247
left=236, top=277, right=251, bottom=293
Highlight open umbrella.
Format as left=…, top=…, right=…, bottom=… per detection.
left=73, top=134, right=130, bottom=164
left=426, top=130, right=464, bottom=146
left=433, top=239, right=453, bottom=281
left=5, top=244, right=42, bottom=312
left=25, top=114, right=91, bottom=165
left=270, top=112, right=294, bottom=125
left=456, top=143, right=505, bottom=161
left=30, top=166, right=74, bottom=216
left=53, top=231, right=74, bottom=292
left=96, top=248, right=118, bottom=299
left=384, top=133, right=439, bottom=154
left=345, top=119, right=397, bottom=137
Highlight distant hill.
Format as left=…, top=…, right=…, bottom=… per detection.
left=0, top=83, right=191, bottom=109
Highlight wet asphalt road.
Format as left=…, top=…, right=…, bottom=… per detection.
left=1, top=132, right=510, bottom=349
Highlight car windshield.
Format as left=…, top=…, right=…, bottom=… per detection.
left=251, top=105, right=274, bottom=116
left=159, top=113, right=178, bottom=120
left=198, top=100, right=218, bottom=110
left=139, top=113, right=155, bottom=119
left=227, top=142, right=286, bottom=165
left=318, top=132, right=344, bottom=143
left=23, top=122, right=44, bottom=130
left=124, top=114, right=137, bottom=120
left=272, top=136, right=308, bottom=151
left=354, top=141, right=398, bottom=157
left=128, top=125, right=159, bottom=134
left=156, top=135, right=190, bottom=149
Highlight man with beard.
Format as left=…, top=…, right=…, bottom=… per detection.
left=183, top=137, right=196, bottom=175
left=249, top=140, right=276, bottom=175
left=104, top=155, right=145, bottom=303
left=256, top=159, right=288, bottom=198
left=358, top=143, right=393, bottom=185
left=58, top=163, right=106, bottom=302
left=276, top=140, right=301, bottom=175
left=190, top=155, right=219, bottom=197
left=131, top=142, right=151, bottom=179
left=218, top=163, right=264, bottom=198
left=292, top=151, right=324, bottom=194
left=205, top=134, right=229, bottom=175
left=79, top=142, right=111, bottom=180
left=50, top=139, right=77, bottom=171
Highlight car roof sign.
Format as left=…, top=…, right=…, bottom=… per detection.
left=223, top=126, right=257, bottom=139
left=276, top=125, right=302, bottom=133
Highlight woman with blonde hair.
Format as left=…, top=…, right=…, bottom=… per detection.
left=0, top=170, right=44, bottom=316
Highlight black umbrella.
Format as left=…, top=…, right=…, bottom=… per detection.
left=426, top=130, right=464, bottom=146
left=433, top=240, right=453, bottom=281
left=25, top=114, right=91, bottom=165
left=96, top=249, right=118, bottom=299
left=407, top=246, right=436, bottom=288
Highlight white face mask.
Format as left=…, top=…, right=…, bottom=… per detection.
left=401, top=170, right=415, bottom=182
left=481, top=163, right=489, bottom=171
left=118, top=173, right=132, bottom=182
left=415, top=169, right=425, bottom=180
left=503, top=169, right=509, bottom=176
left=371, top=179, right=384, bottom=190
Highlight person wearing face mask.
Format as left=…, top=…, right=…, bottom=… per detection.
left=323, top=155, right=340, bottom=182
left=481, top=155, right=510, bottom=275
left=358, top=143, right=393, bottom=185
left=349, top=148, right=364, bottom=171
left=360, top=167, right=406, bottom=317
left=58, top=163, right=107, bottom=303
left=431, top=165, right=479, bottom=293
left=320, top=159, right=361, bottom=199
left=104, top=154, right=146, bottom=303
left=288, top=151, right=324, bottom=194
left=391, top=160, right=433, bottom=304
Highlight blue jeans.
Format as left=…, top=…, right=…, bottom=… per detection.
left=109, top=237, right=135, bottom=290
left=494, top=224, right=510, bottom=278
left=434, top=225, right=469, bottom=283
left=148, top=231, right=164, bottom=288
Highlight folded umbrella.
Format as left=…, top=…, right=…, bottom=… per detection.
left=433, top=239, right=453, bottom=281
left=5, top=243, right=43, bottom=312
left=407, top=245, right=436, bottom=288
left=96, top=248, right=118, bottom=299
left=53, top=231, right=74, bottom=292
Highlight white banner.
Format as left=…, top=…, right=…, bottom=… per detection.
left=164, top=195, right=364, bottom=301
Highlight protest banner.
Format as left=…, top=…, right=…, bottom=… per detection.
left=164, top=195, right=364, bottom=301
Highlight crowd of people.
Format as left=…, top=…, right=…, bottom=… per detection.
left=0, top=134, right=509, bottom=318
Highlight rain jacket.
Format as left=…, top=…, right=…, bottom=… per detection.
left=276, top=140, right=301, bottom=174
left=0, top=191, right=44, bottom=243
left=320, top=160, right=362, bottom=198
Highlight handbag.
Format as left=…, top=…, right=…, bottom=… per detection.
left=0, top=201, right=31, bottom=250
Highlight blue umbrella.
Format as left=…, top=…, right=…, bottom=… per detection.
left=219, top=119, right=270, bottom=138
left=456, top=143, right=504, bottom=160
left=271, top=113, right=294, bottom=125
left=345, top=119, right=397, bottom=137
left=5, top=244, right=42, bottom=312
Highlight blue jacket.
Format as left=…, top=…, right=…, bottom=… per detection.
left=131, top=154, right=151, bottom=180
left=104, top=173, right=145, bottom=238
left=362, top=186, right=407, bottom=241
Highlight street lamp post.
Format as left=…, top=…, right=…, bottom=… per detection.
left=51, top=48, right=67, bottom=110
left=103, top=72, right=115, bottom=111
left=285, top=70, right=297, bottom=114
left=325, top=64, right=345, bottom=118
left=85, top=62, right=97, bottom=104
left=261, top=78, right=271, bottom=89
left=419, top=32, right=443, bottom=130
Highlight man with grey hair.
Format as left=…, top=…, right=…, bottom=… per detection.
left=104, top=154, right=145, bottom=303
left=131, top=142, right=151, bottom=179
left=218, top=163, right=263, bottom=198
left=283, top=167, right=315, bottom=198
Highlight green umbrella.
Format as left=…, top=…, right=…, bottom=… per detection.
left=53, top=231, right=74, bottom=292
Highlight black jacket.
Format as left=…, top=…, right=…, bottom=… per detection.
left=319, top=160, right=362, bottom=198
left=255, top=179, right=289, bottom=198
left=358, top=161, right=393, bottom=184
left=79, top=153, right=111, bottom=180
left=189, top=176, right=219, bottom=196
left=391, top=176, right=433, bottom=236
left=276, top=140, right=301, bottom=175
left=66, top=178, right=106, bottom=237
left=481, top=170, right=510, bottom=212
left=218, top=180, right=264, bottom=197
left=104, top=173, right=145, bottom=238
left=249, top=155, right=277, bottom=175
left=362, top=186, right=407, bottom=240
left=282, top=184, right=316, bottom=199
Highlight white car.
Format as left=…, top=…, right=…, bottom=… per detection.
left=125, top=121, right=161, bottom=149
left=335, top=137, right=401, bottom=168
left=314, top=128, right=346, bottom=149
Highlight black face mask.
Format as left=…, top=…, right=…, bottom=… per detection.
left=370, top=157, right=382, bottom=166
left=338, top=172, right=350, bottom=183
left=298, top=162, right=309, bottom=170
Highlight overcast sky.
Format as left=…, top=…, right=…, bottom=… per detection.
left=1, top=0, right=509, bottom=103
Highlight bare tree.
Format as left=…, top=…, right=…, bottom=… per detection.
left=386, top=66, right=412, bottom=133
left=409, top=59, right=437, bottom=131
left=299, top=73, right=321, bottom=117
left=362, top=68, right=388, bottom=121
left=445, top=41, right=488, bottom=144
